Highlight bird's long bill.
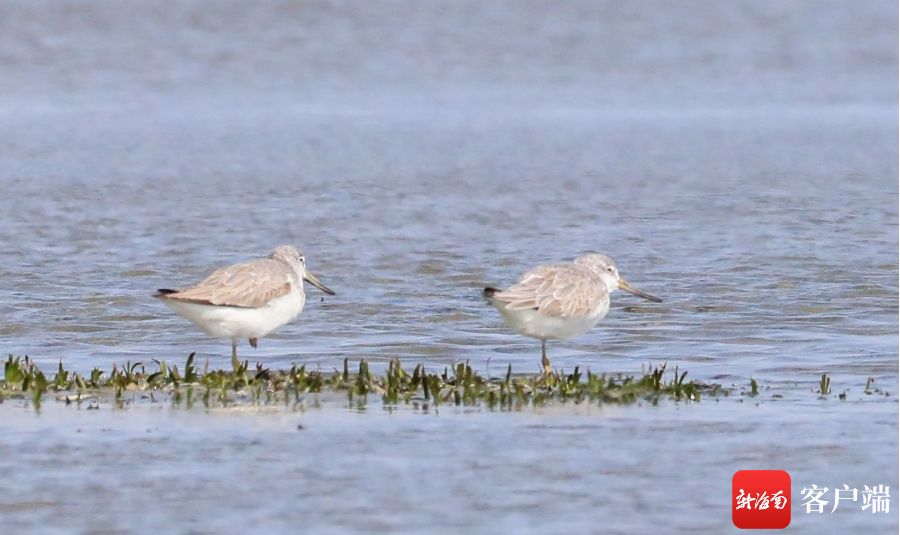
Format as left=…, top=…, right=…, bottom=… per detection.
left=304, top=271, right=336, bottom=295
left=619, top=279, right=662, bottom=303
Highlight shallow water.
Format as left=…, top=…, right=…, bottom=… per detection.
left=0, top=394, right=895, bottom=535
left=0, top=0, right=897, bottom=533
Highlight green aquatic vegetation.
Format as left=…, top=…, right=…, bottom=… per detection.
left=818, top=373, right=831, bottom=395
left=862, top=376, right=892, bottom=398
left=1, top=355, right=863, bottom=409
left=1, top=354, right=727, bottom=410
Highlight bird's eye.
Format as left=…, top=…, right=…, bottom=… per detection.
left=606, top=266, right=615, bottom=272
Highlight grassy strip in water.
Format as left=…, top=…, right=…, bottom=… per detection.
left=0, top=354, right=725, bottom=410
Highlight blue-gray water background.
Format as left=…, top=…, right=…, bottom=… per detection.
left=0, top=1, right=897, bottom=533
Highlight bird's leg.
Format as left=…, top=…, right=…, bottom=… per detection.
left=249, top=338, right=258, bottom=349
left=541, top=340, right=551, bottom=374
left=231, top=338, right=241, bottom=372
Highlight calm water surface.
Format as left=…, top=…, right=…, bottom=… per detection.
left=0, top=0, right=896, bottom=533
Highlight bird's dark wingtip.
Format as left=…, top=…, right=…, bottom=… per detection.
left=483, top=287, right=499, bottom=298
left=154, top=289, right=178, bottom=298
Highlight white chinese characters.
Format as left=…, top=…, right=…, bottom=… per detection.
left=735, top=489, right=788, bottom=511
left=801, top=484, right=890, bottom=514
left=800, top=485, right=829, bottom=513
left=861, top=485, right=890, bottom=513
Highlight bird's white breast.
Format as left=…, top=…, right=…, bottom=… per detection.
left=162, top=288, right=307, bottom=339
left=490, top=299, right=609, bottom=341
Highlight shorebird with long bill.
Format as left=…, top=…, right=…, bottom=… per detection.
left=484, top=253, right=661, bottom=373
left=155, top=245, right=334, bottom=361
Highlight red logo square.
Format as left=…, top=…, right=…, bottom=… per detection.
left=733, top=470, right=791, bottom=529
